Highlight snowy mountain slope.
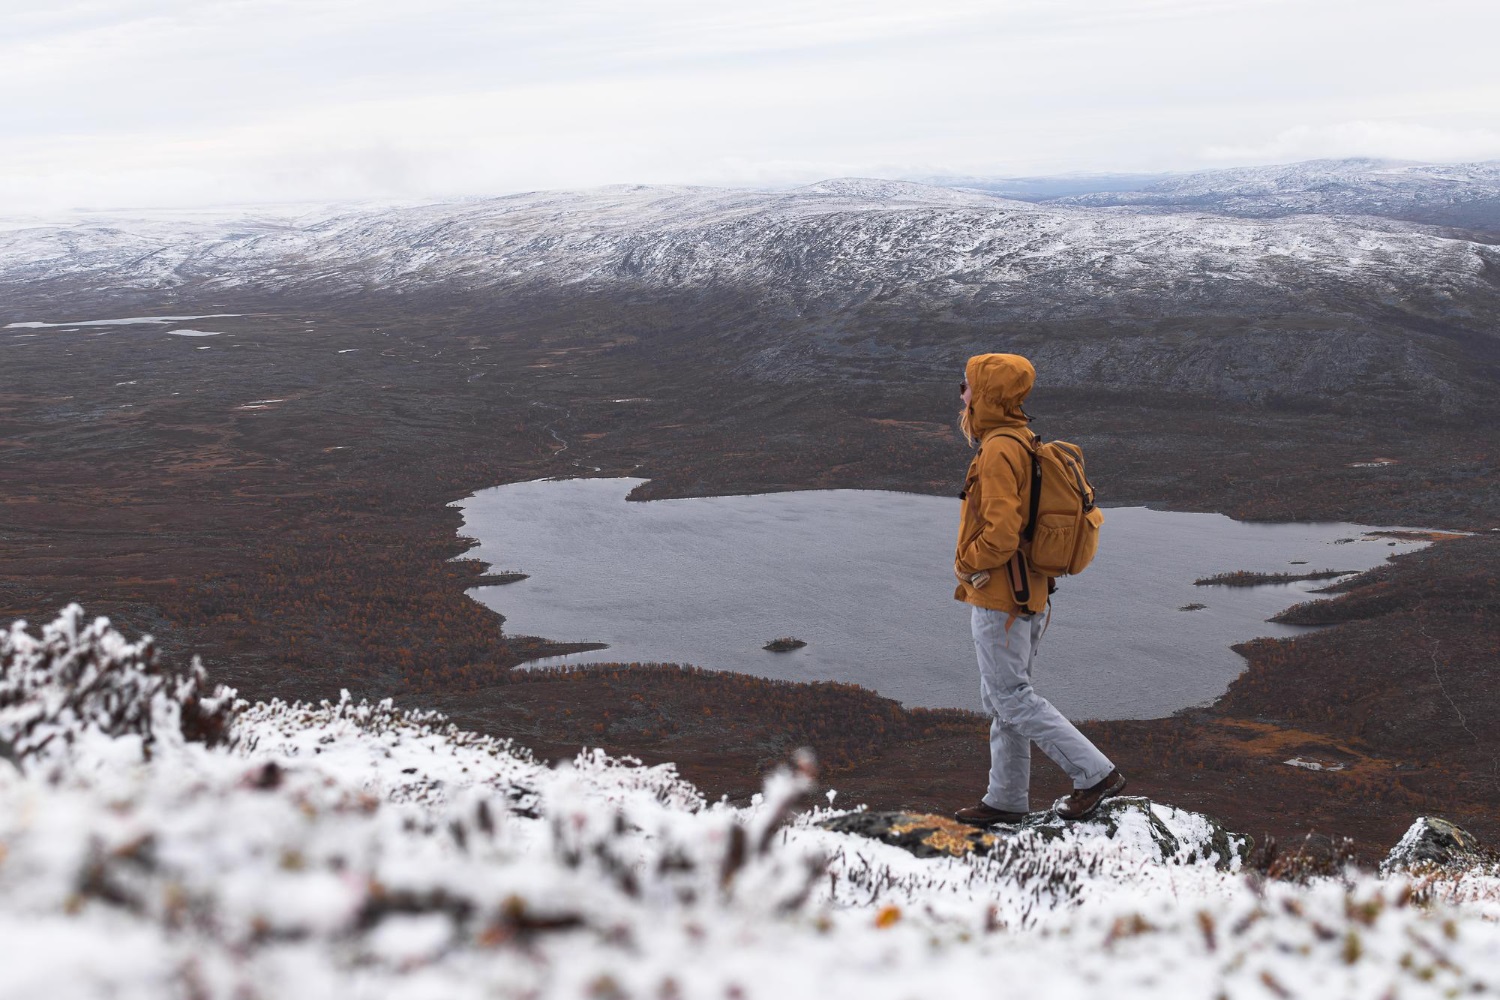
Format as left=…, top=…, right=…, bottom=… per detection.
left=1039, top=159, right=1500, bottom=233
left=3, top=176, right=1498, bottom=411
left=5, top=608, right=1500, bottom=999
left=3, top=178, right=1491, bottom=306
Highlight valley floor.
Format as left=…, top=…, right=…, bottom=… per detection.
left=2, top=296, right=1498, bottom=862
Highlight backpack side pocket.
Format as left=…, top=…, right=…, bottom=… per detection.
left=1030, top=511, right=1079, bottom=577
left=1066, top=505, right=1104, bottom=575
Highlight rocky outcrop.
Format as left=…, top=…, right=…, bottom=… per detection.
left=1382, top=817, right=1500, bottom=876
left=821, top=796, right=1251, bottom=870
left=820, top=811, right=1000, bottom=859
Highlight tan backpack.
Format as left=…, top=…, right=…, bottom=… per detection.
left=985, top=429, right=1104, bottom=577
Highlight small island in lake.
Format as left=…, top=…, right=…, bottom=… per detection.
left=474, top=571, right=529, bottom=586
left=763, top=637, right=807, bottom=652
left=1193, top=569, right=1354, bottom=587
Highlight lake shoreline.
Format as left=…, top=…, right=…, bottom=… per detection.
left=454, top=476, right=1433, bottom=719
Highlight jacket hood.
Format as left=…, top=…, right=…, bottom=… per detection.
left=964, top=353, right=1034, bottom=436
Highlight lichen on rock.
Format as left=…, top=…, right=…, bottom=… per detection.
left=821, top=797, right=1251, bottom=870
left=820, top=811, right=999, bottom=858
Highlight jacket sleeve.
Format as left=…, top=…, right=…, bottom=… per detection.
left=956, top=439, right=1028, bottom=573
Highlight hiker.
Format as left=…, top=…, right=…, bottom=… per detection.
left=951, top=352, right=1125, bottom=825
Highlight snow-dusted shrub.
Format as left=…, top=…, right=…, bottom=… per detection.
left=5, top=607, right=1500, bottom=998
left=0, top=604, right=240, bottom=769
left=539, top=749, right=824, bottom=917
left=0, top=676, right=832, bottom=996
left=820, top=829, right=1112, bottom=928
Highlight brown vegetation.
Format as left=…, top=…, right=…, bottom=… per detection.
left=434, top=663, right=975, bottom=774
left=2, top=290, right=1498, bottom=862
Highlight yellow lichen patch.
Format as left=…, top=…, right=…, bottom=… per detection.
left=889, top=813, right=997, bottom=857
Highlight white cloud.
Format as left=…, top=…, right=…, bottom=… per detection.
left=1, top=0, right=1497, bottom=211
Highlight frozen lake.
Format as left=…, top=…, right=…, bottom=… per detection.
left=454, top=478, right=1429, bottom=720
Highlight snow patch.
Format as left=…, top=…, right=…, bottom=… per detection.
left=6, top=314, right=241, bottom=329
left=1285, top=758, right=1347, bottom=772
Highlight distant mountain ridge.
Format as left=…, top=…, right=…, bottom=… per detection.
left=2, top=161, right=1498, bottom=416
left=929, top=158, right=1500, bottom=234
left=3, top=173, right=1491, bottom=307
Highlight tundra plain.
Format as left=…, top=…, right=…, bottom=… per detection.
left=4, top=168, right=1499, bottom=860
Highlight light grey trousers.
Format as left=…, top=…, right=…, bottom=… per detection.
left=973, top=605, right=1115, bottom=812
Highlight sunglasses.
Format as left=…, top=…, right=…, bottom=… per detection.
left=959, top=381, right=967, bottom=395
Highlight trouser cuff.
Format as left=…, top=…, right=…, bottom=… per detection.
left=1074, top=761, right=1115, bottom=789
left=982, top=794, right=1029, bottom=813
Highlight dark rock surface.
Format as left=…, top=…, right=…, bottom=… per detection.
left=1382, top=816, right=1500, bottom=875
left=821, top=796, right=1250, bottom=869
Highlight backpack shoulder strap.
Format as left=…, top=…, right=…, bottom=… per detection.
left=979, top=427, right=1043, bottom=541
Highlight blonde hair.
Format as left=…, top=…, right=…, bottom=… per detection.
left=959, top=403, right=977, bottom=447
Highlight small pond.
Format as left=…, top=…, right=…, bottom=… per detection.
left=453, top=478, right=1430, bottom=719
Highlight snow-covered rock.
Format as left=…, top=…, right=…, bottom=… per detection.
left=1383, top=816, right=1499, bottom=876
left=1382, top=818, right=1500, bottom=918
left=822, top=797, right=1249, bottom=870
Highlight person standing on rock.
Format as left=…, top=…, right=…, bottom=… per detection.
left=951, top=352, right=1126, bottom=825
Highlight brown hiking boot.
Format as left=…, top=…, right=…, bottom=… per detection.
left=953, top=801, right=1029, bottom=826
left=1055, top=770, right=1127, bottom=821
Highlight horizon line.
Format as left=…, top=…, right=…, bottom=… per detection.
left=5, top=154, right=1498, bottom=221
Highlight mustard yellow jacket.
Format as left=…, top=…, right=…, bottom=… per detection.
left=953, top=353, right=1051, bottom=615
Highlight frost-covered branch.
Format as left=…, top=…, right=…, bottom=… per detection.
left=0, top=604, right=240, bottom=769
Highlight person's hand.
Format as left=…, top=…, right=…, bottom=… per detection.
left=956, top=565, right=991, bottom=588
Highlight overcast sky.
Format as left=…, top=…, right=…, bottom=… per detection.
left=4, top=0, right=1498, bottom=213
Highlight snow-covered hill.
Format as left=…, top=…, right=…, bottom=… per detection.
left=2, top=177, right=1492, bottom=307
left=4, top=608, right=1500, bottom=999
left=1039, top=159, right=1500, bottom=232
left=3, top=170, right=1498, bottom=412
